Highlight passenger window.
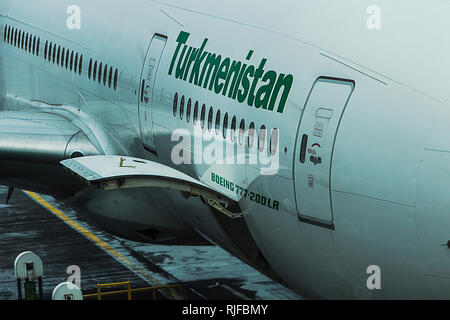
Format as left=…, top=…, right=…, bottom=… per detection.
left=200, top=104, right=206, bottom=129
left=93, top=61, right=97, bottom=80
left=79, top=54, right=83, bottom=75
left=57, top=46, right=61, bottom=65
left=66, top=50, right=70, bottom=69
left=186, top=98, right=192, bottom=123
left=48, top=42, right=52, bottom=61
left=74, top=53, right=79, bottom=73
left=173, top=93, right=178, bottom=117
left=103, top=64, right=107, bottom=85
left=62, top=48, right=66, bottom=67
left=88, top=59, right=92, bottom=79
left=215, top=109, right=221, bottom=135
left=223, top=113, right=228, bottom=139
left=248, top=122, right=255, bottom=149
left=270, top=128, right=279, bottom=156
left=193, top=101, right=199, bottom=125
left=61, top=48, right=66, bottom=66
left=208, top=107, right=214, bottom=131
left=113, top=69, right=118, bottom=90
left=32, top=36, right=36, bottom=54
left=98, top=62, right=102, bottom=82
left=44, top=41, right=48, bottom=60
left=239, top=119, right=245, bottom=145
left=108, top=66, right=113, bottom=87
left=36, top=38, right=40, bottom=56
left=7, top=26, right=11, bottom=43
left=14, top=28, right=17, bottom=47
left=3, top=25, right=6, bottom=42
left=25, top=33, right=28, bottom=51
left=179, top=95, right=185, bottom=120
left=52, top=44, right=56, bottom=63
left=230, top=116, right=236, bottom=142
left=258, top=125, right=266, bottom=152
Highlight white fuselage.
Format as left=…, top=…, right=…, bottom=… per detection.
left=1, top=0, right=450, bottom=299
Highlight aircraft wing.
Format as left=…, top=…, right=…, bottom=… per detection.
left=0, top=111, right=242, bottom=217
left=0, top=111, right=101, bottom=164
left=61, top=155, right=243, bottom=218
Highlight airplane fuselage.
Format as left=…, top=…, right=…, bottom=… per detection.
left=1, top=0, right=450, bottom=299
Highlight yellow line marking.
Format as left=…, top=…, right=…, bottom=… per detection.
left=24, top=191, right=181, bottom=300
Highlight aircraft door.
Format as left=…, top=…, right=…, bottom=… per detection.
left=294, top=78, right=354, bottom=229
left=138, top=34, right=167, bottom=154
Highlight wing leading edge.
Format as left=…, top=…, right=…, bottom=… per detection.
left=0, top=111, right=101, bottom=164
left=61, top=155, right=244, bottom=219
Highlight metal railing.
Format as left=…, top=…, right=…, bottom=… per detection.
left=83, top=281, right=185, bottom=300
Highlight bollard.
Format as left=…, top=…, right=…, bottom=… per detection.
left=52, top=282, right=83, bottom=300
left=14, top=252, right=44, bottom=300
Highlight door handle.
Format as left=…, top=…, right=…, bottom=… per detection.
left=300, top=134, right=308, bottom=163
left=140, top=79, right=145, bottom=103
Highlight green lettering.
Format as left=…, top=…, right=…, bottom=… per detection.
left=183, top=47, right=199, bottom=81
left=175, top=46, right=192, bottom=79
left=237, top=65, right=254, bottom=103
left=214, top=58, right=230, bottom=94
left=200, top=53, right=221, bottom=90
left=169, top=31, right=190, bottom=76
left=255, top=70, right=277, bottom=109
left=169, top=33, right=293, bottom=114
left=189, top=39, right=208, bottom=85
left=269, top=74, right=293, bottom=113
left=248, top=58, right=267, bottom=107
left=223, top=60, right=241, bottom=98
left=273, top=200, right=279, bottom=211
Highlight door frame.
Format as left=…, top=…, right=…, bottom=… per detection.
left=138, top=33, right=168, bottom=155
left=293, top=76, right=355, bottom=230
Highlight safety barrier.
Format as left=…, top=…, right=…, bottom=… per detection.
left=83, top=281, right=185, bottom=300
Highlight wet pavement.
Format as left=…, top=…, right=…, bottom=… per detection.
left=0, top=185, right=301, bottom=300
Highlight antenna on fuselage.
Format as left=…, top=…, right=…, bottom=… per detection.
left=5, top=187, right=14, bottom=204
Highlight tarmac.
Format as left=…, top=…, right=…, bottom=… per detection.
left=0, top=185, right=302, bottom=300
